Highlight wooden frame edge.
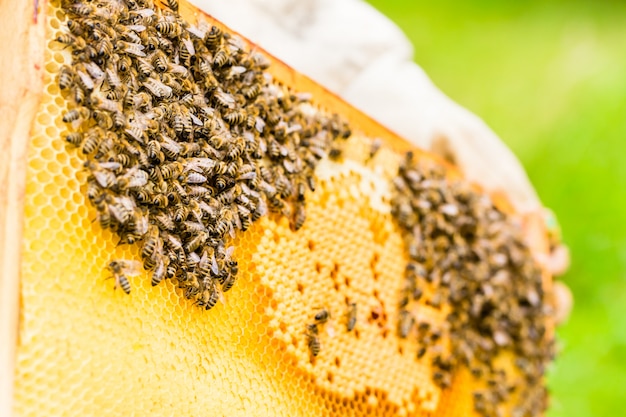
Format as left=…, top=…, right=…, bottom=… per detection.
left=0, top=0, right=45, bottom=415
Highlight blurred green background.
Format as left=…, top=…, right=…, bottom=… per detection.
left=365, top=1, right=626, bottom=416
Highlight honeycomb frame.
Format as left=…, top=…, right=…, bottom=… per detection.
left=0, top=0, right=553, bottom=416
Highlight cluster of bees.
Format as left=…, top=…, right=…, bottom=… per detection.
left=54, top=0, right=552, bottom=412
left=391, top=152, right=555, bottom=417
left=56, top=0, right=349, bottom=308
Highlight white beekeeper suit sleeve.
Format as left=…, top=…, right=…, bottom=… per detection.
left=189, top=0, right=541, bottom=213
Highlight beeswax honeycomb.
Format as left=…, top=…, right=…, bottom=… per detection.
left=11, top=1, right=551, bottom=416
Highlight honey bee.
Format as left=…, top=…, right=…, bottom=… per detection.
left=223, top=109, right=247, bottom=126
left=62, top=107, right=90, bottom=124
left=346, top=303, right=357, bottom=332
left=267, top=139, right=281, bottom=160
left=292, top=202, right=306, bottom=231
left=314, top=309, right=330, bottom=324
left=275, top=174, right=293, bottom=199
left=155, top=21, right=182, bottom=37
left=197, top=281, right=221, bottom=310
left=72, top=85, right=86, bottom=104
left=259, top=166, right=274, bottom=183
left=65, top=132, right=83, bottom=147
left=124, top=126, right=147, bottom=144
left=179, top=39, right=195, bottom=65
left=142, top=227, right=160, bottom=260
left=159, top=135, right=182, bottom=159
left=172, top=205, right=189, bottom=223
left=55, top=33, right=82, bottom=48
left=213, top=215, right=233, bottom=237
left=433, top=371, right=451, bottom=389
left=135, top=57, right=154, bottom=78
left=66, top=19, right=84, bottom=36
left=142, top=76, right=173, bottom=98
left=116, top=167, right=149, bottom=190
left=146, top=140, right=163, bottom=162
left=243, top=51, right=270, bottom=70
left=306, top=323, right=321, bottom=357
left=205, top=25, right=223, bottom=48
left=84, top=160, right=117, bottom=188
left=292, top=181, right=305, bottom=202
left=417, top=346, right=427, bottom=359
left=215, top=175, right=235, bottom=191
left=96, top=37, right=114, bottom=57
left=398, top=310, right=415, bottom=338
left=152, top=50, right=169, bottom=73
left=105, top=67, right=122, bottom=89
left=368, top=138, right=382, bottom=161
left=198, top=249, right=218, bottom=279
left=213, top=89, right=236, bottom=108
left=115, top=40, right=146, bottom=57
left=152, top=193, right=168, bottom=208
left=58, top=65, right=75, bottom=90
left=306, top=175, right=316, bottom=191
left=166, top=0, right=179, bottom=12
left=86, top=180, right=102, bottom=202
left=71, top=3, right=94, bottom=16
left=151, top=258, right=167, bottom=286
left=184, top=171, right=206, bottom=185
left=109, top=198, right=136, bottom=226
left=221, top=268, right=237, bottom=292
left=107, top=260, right=142, bottom=295
left=241, top=84, right=260, bottom=100
left=185, top=231, right=208, bottom=252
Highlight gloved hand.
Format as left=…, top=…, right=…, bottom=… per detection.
left=190, top=0, right=572, bottom=322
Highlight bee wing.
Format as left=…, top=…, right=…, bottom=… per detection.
left=228, top=221, right=236, bottom=239
left=94, top=95, right=119, bottom=112
left=92, top=170, right=113, bottom=188
left=210, top=251, right=219, bottom=276
left=76, top=70, right=94, bottom=90
left=227, top=66, right=247, bottom=79
left=232, top=212, right=242, bottom=231
left=214, top=89, right=235, bottom=107
left=286, top=123, right=302, bottom=135
left=171, top=64, right=190, bottom=78
left=240, top=183, right=260, bottom=199
left=224, top=246, right=235, bottom=262
left=181, top=37, right=195, bottom=56
left=143, top=77, right=172, bottom=98
left=163, top=232, right=183, bottom=250
left=189, top=112, right=203, bottom=126
left=84, top=61, right=105, bottom=80
left=118, top=260, right=143, bottom=276
left=187, top=251, right=201, bottom=265
left=198, top=201, right=215, bottom=218
left=135, top=214, right=149, bottom=236
left=126, top=24, right=146, bottom=32
left=123, top=42, right=146, bottom=57
left=237, top=170, right=256, bottom=181
left=134, top=8, right=155, bottom=17
left=115, top=195, right=137, bottom=212
left=98, top=161, right=121, bottom=171
left=123, top=167, right=149, bottom=188
left=184, top=158, right=216, bottom=173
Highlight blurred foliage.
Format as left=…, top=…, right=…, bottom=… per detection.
left=366, top=1, right=626, bottom=416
